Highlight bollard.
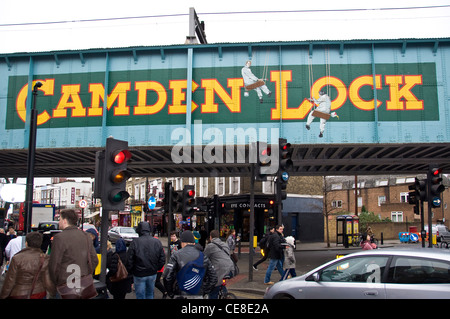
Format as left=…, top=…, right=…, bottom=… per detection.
left=381, top=232, right=384, bottom=245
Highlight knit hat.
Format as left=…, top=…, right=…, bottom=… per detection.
left=180, top=230, right=196, bottom=243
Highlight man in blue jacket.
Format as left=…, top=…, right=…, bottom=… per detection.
left=126, top=221, right=165, bottom=299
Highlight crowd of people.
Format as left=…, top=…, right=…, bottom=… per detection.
left=0, top=209, right=301, bottom=299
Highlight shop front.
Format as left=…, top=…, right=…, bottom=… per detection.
left=216, top=194, right=277, bottom=242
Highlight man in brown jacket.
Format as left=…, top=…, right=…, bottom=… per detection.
left=49, top=209, right=98, bottom=293
left=0, top=232, right=55, bottom=299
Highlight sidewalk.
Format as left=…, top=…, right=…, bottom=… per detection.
left=157, top=237, right=400, bottom=297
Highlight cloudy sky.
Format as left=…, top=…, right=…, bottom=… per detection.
left=1, top=0, right=449, bottom=53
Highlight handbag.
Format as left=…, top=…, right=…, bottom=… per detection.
left=109, top=254, right=128, bottom=283
left=56, top=234, right=97, bottom=299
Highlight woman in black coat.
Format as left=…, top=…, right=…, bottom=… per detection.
left=106, top=238, right=132, bottom=299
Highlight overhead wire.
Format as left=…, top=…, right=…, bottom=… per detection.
left=1, top=4, right=449, bottom=28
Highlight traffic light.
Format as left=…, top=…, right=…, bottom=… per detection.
left=171, top=188, right=183, bottom=213
left=102, top=137, right=132, bottom=211
left=256, top=142, right=272, bottom=180
left=278, top=138, right=293, bottom=173
left=182, top=185, right=196, bottom=217
left=428, top=166, right=445, bottom=208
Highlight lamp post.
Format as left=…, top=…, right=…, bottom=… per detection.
left=24, top=81, right=42, bottom=234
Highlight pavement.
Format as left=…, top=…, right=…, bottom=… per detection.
left=0, top=236, right=401, bottom=300
left=156, top=237, right=401, bottom=298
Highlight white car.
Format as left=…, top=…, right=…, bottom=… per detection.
left=108, top=226, right=139, bottom=245
left=264, top=248, right=450, bottom=299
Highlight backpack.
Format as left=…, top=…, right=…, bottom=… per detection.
left=213, top=242, right=239, bottom=278
left=176, top=252, right=206, bottom=295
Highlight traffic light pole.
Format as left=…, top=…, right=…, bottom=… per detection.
left=420, top=200, right=425, bottom=248
left=249, top=163, right=255, bottom=282
left=24, top=82, right=42, bottom=234
left=427, top=169, right=433, bottom=248
left=99, top=207, right=109, bottom=284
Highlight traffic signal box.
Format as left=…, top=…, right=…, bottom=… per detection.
left=171, top=188, right=183, bottom=213
left=95, top=137, right=132, bottom=211
left=276, top=138, right=293, bottom=201
left=256, top=142, right=272, bottom=180
left=182, top=185, right=196, bottom=217
left=428, top=166, right=444, bottom=208
left=278, top=138, right=293, bottom=172
left=408, top=177, right=426, bottom=214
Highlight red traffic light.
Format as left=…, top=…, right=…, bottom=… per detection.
left=432, top=167, right=442, bottom=176
left=113, top=150, right=132, bottom=164
left=261, top=147, right=271, bottom=157
left=187, top=189, right=195, bottom=197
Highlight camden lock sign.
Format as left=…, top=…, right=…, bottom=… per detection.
left=6, top=62, right=438, bottom=130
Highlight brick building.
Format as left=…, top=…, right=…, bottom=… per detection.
left=325, top=175, right=449, bottom=225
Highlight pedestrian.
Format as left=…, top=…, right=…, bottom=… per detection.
left=0, top=232, right=55, bottom=299
left=126, top=221, right=165, bottom=299
left=49, top=209, right=98, bottom=299
left=106, top=239, right=132, bottom=299
left=5, top=230, right=25, bottom=261
left=169, top=231, right=182, bottom=254
left=264, top=225, right=286, bottom=285
left=199, top=226, right=207, bottom=249
left=163, top=230, right=217, bottom=299
left=0, top=228, right=7, bottom=267
left=226, top=229, right=239, bottom=263
left=86, top=228, right=100, bottom=254
left=204, top=230, right=235, bottom=299
left=361, top=233, right=377, bottom=250
left=281, top=236, right=297, bottom=280
left=253, top=226, right=274, bottom=270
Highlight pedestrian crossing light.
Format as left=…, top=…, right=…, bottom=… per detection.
left=182, top=185, right=196, bottom=217
left=102, top=137, right=132, bottom=211
left=428, top=166, right=444, bottom=208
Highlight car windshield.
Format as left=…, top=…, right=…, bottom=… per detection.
left=120, top=228, right=136, bottom=234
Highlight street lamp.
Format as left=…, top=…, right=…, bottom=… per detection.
left=24, top=81, right=42, bottom=234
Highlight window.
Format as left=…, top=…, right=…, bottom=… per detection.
left=215, top=177, right=225, bottom=196
left=400, top=192, right=409, bottom=203
left=229, top=177, right=240, bottom=194
left=199, top=177, right=208, bottom=197
left=319, top=256, right=389, bottom=283
left=391, top=211, right=403, bottom=222
left=388, top=257, right=450, bottom=284
left=332, top=200, right=342, bottom=208
left=378, top=196, right=386, bottom=206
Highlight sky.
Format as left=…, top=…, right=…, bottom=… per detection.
left=1, top=0, right=449, bottom=54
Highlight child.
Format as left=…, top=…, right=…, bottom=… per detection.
left=169, top=231, right=182, bottom=254
left=281, top=236, right=296, bottom=281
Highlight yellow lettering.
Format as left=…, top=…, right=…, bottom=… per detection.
left=87, top=83, right=104, bottom=116
left=349, top=75, right=382, bottom=110
left=168, top=80, right=199, bottom=114
left=134, top=81, right=167, bottom=115
left=385, top=75, right=423, bottom=110
left=87, top=82, right=131, bottom=116
left=201, top=78, right=243, bottom=113
left=53, top=84, right=86, bottom=118
left=270, top=71, right=293, bottom=120
left=16, top=79, right=54, bottom=125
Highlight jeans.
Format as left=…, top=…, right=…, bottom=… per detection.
left=134, top=274, right=157, bottom=299
left=264, top=259, right=284, bottom=283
